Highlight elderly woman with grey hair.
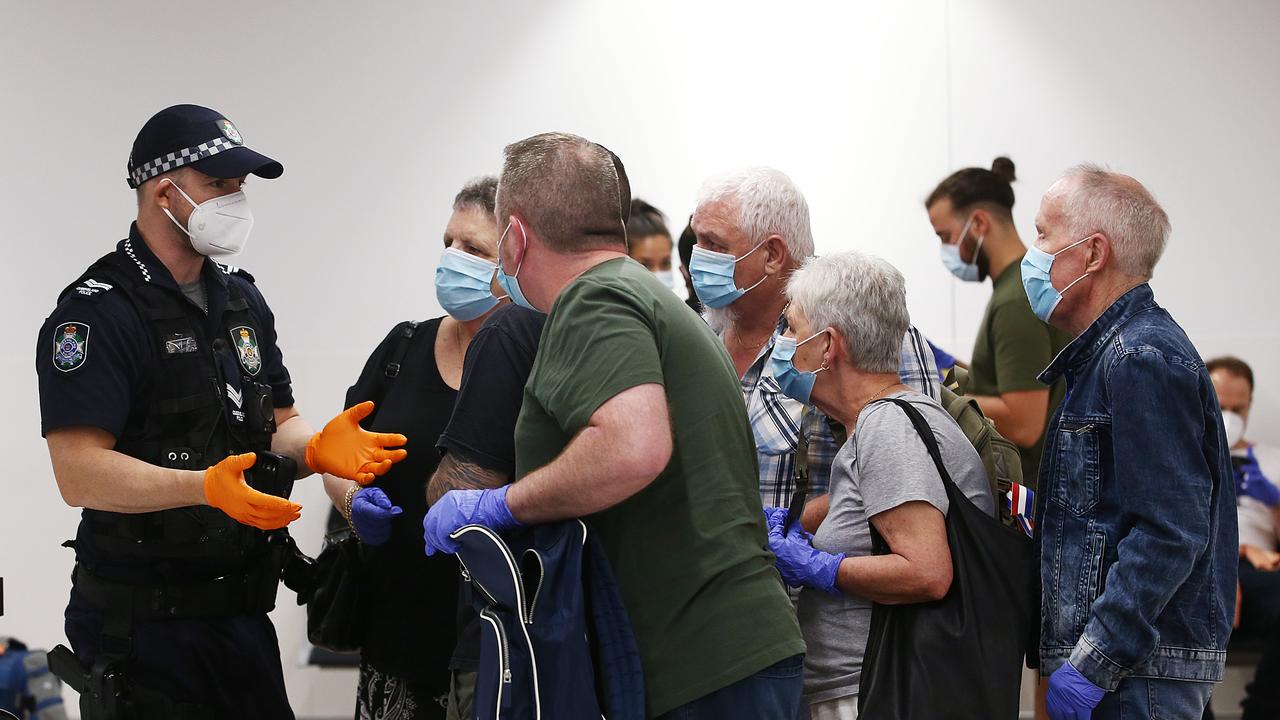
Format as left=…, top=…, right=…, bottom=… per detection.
left=762, top=250, right=995, bottom=720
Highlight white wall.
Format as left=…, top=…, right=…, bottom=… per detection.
left=2, top=1, right=1277, bottom=716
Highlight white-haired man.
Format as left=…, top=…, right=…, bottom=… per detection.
left=689, top=167, right=939, bottom=514
left=1030, top=166, right=1236, bottom=719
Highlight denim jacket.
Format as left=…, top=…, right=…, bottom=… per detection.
left=1035, top=284, right=1237, bottom=690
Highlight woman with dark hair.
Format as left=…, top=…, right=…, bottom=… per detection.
left=322, top=176, right=507, bottom=719
left=925, top=157, right=1070, bottom=494
left=627, top=198, right=688, bottom=301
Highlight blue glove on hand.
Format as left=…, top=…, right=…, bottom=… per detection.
left=766, top=517, right=843, bottom=594
left=1045, top=662, right=1106, bottom=720
left=1237, top=449, right=1280, bottom=507
left=423, top=486, right=521, bottom=556
left=764, top=506, right=788, bottom=531
left=350, top=487, right=402, bottom=546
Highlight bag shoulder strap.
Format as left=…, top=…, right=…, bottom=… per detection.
left=882, top=397, right=956, bottom=490
left=362, top=320, right=419, bottom=427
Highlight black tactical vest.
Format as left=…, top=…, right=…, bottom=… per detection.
left=61, top=251, right=277, bottom=583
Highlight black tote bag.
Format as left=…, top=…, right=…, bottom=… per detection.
left=857, top=398, right=1034, bottom=720
left=307, top=524, right=368, bottom=652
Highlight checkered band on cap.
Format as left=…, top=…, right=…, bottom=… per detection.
left=128, top=137, right=236, bottom=188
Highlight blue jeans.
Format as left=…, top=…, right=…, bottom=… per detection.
left=656, top=654, right=804, bottom=720
left=1092, top=676, right=1212, bottom=719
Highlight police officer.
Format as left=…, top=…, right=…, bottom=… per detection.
left=36, top=104, right=408, bottom=719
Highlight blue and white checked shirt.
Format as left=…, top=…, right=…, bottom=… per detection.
left=732, top=318, right=941, bottom=508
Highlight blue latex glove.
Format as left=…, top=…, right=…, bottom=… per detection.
left=766, top=517, right=844, bottom=594
left=1045, top=662, right=1106, bottom=720
left=423, top=486, right=521, bottom=556
left=350, top=486, right=402, bottom=547
left=764, top=506, right=787, bottom=531
left=1237, top=448, right=1280, bottom=507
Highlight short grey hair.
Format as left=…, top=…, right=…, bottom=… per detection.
left=785, top=251, right=908, bottom=374
left=496, top=132, right=628, bottom=253
left=1060, top=163, right=1170, bottom=278
left=453, top=175, right=498, bottom=216
left=696, top=167, right=814, bottom=261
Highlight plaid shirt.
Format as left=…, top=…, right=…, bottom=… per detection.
left=732, top=318, right=940, bottom=508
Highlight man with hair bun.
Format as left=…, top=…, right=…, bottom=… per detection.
left=926, top=157, right=1071, bottom=491
left=1028, top=165, right=1236, bottom=719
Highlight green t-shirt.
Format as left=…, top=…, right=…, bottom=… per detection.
left=516, top=257, right=804, bottom=716
left=968, top=257, right=1072, bottom=489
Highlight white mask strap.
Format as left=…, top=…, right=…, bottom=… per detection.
left=160, top=177, right=198, bottom=210
left=1053, top=235, right=1093, bottom=257
left=735, top=238, right=768, bottom=261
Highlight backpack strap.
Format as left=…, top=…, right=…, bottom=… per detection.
left=785, top=406, right=817, bottom=531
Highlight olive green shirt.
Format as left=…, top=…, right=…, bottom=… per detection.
left=968, top=257, right=1072, bottom=489
left=515, top=257, right=804, bottom=716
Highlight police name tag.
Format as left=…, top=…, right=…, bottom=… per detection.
left=164, top=332, right=198, bottom=355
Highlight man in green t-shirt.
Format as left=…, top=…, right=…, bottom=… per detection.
left=423, top=132, right=804, bottom=719
left=926, top=158, right=1071, bottom=489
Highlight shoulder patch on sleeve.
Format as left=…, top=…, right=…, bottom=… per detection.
left=52, top=322, right=91, bottom=372
left=66, top=278, right=115, bottom=303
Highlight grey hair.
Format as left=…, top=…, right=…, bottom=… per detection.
left=785, top=251, right=909, bottom=374
left=496, top=132, right=628, bottom=252
left=453, top=175, right=499, bottom=216
left=695, top=167, right=814, bottom=261
left=1060, top=163, right=1170, bottom=278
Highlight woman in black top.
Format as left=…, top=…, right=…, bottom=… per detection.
left=322, top=176, right=507, bottom=719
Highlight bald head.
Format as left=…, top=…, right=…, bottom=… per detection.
left=1049, top=164, right=1170, bottom=279
left=496, top=132, right=630, bottom=253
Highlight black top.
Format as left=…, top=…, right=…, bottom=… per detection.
left=37, top=224, right=294, bottom=438
left=437, top=305, right=546, bottom=669
left=345, top=317, right=458, bottom=683
left=438, top=305, right=546, bottom=476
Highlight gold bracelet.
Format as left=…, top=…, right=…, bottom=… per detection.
left=342, top=484, right=359, bottom=523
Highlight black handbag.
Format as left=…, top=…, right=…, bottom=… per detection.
left=857, top=398, right=1033, bottom=720
left=307, top=525, right=368, bottom=652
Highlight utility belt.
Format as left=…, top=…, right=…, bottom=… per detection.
left=72, top=549, right=282, bottom=621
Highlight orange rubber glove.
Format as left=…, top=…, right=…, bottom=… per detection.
left=306, top=401, right=408, bottom=485
left=204, top=452, right=302, bottom=530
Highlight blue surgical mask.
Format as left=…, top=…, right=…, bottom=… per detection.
left=495, top=221, right=537, bottom=312
left=940, top=215, right=983, bottom=282
left=769, top=330, right=829, bottom=404
left=1021, top=236, right=1093, bottom=322
left=689, top=241, right=768, bottom=309
left=435, top=247, right=499, bottom=321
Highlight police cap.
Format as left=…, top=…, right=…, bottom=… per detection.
left=126, top=104, right=283, bottom=189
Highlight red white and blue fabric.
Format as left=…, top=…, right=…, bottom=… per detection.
left=1006, top=483, right=1036, bottom=538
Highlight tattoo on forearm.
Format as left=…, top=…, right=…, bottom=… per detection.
left=427, top=453, right=508, bottom=505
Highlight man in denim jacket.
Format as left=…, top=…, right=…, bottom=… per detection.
left=1027, top=165, right=1237, bottom=719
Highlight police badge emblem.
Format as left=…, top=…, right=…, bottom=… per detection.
left=52, top=322, right=90, bottom=372
left=219, top=119, right=244, bottom=146
left=230, top=326, right=262, bottom=376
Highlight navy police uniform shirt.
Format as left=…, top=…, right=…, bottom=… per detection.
left=36, top=223, right=295, bottom=440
